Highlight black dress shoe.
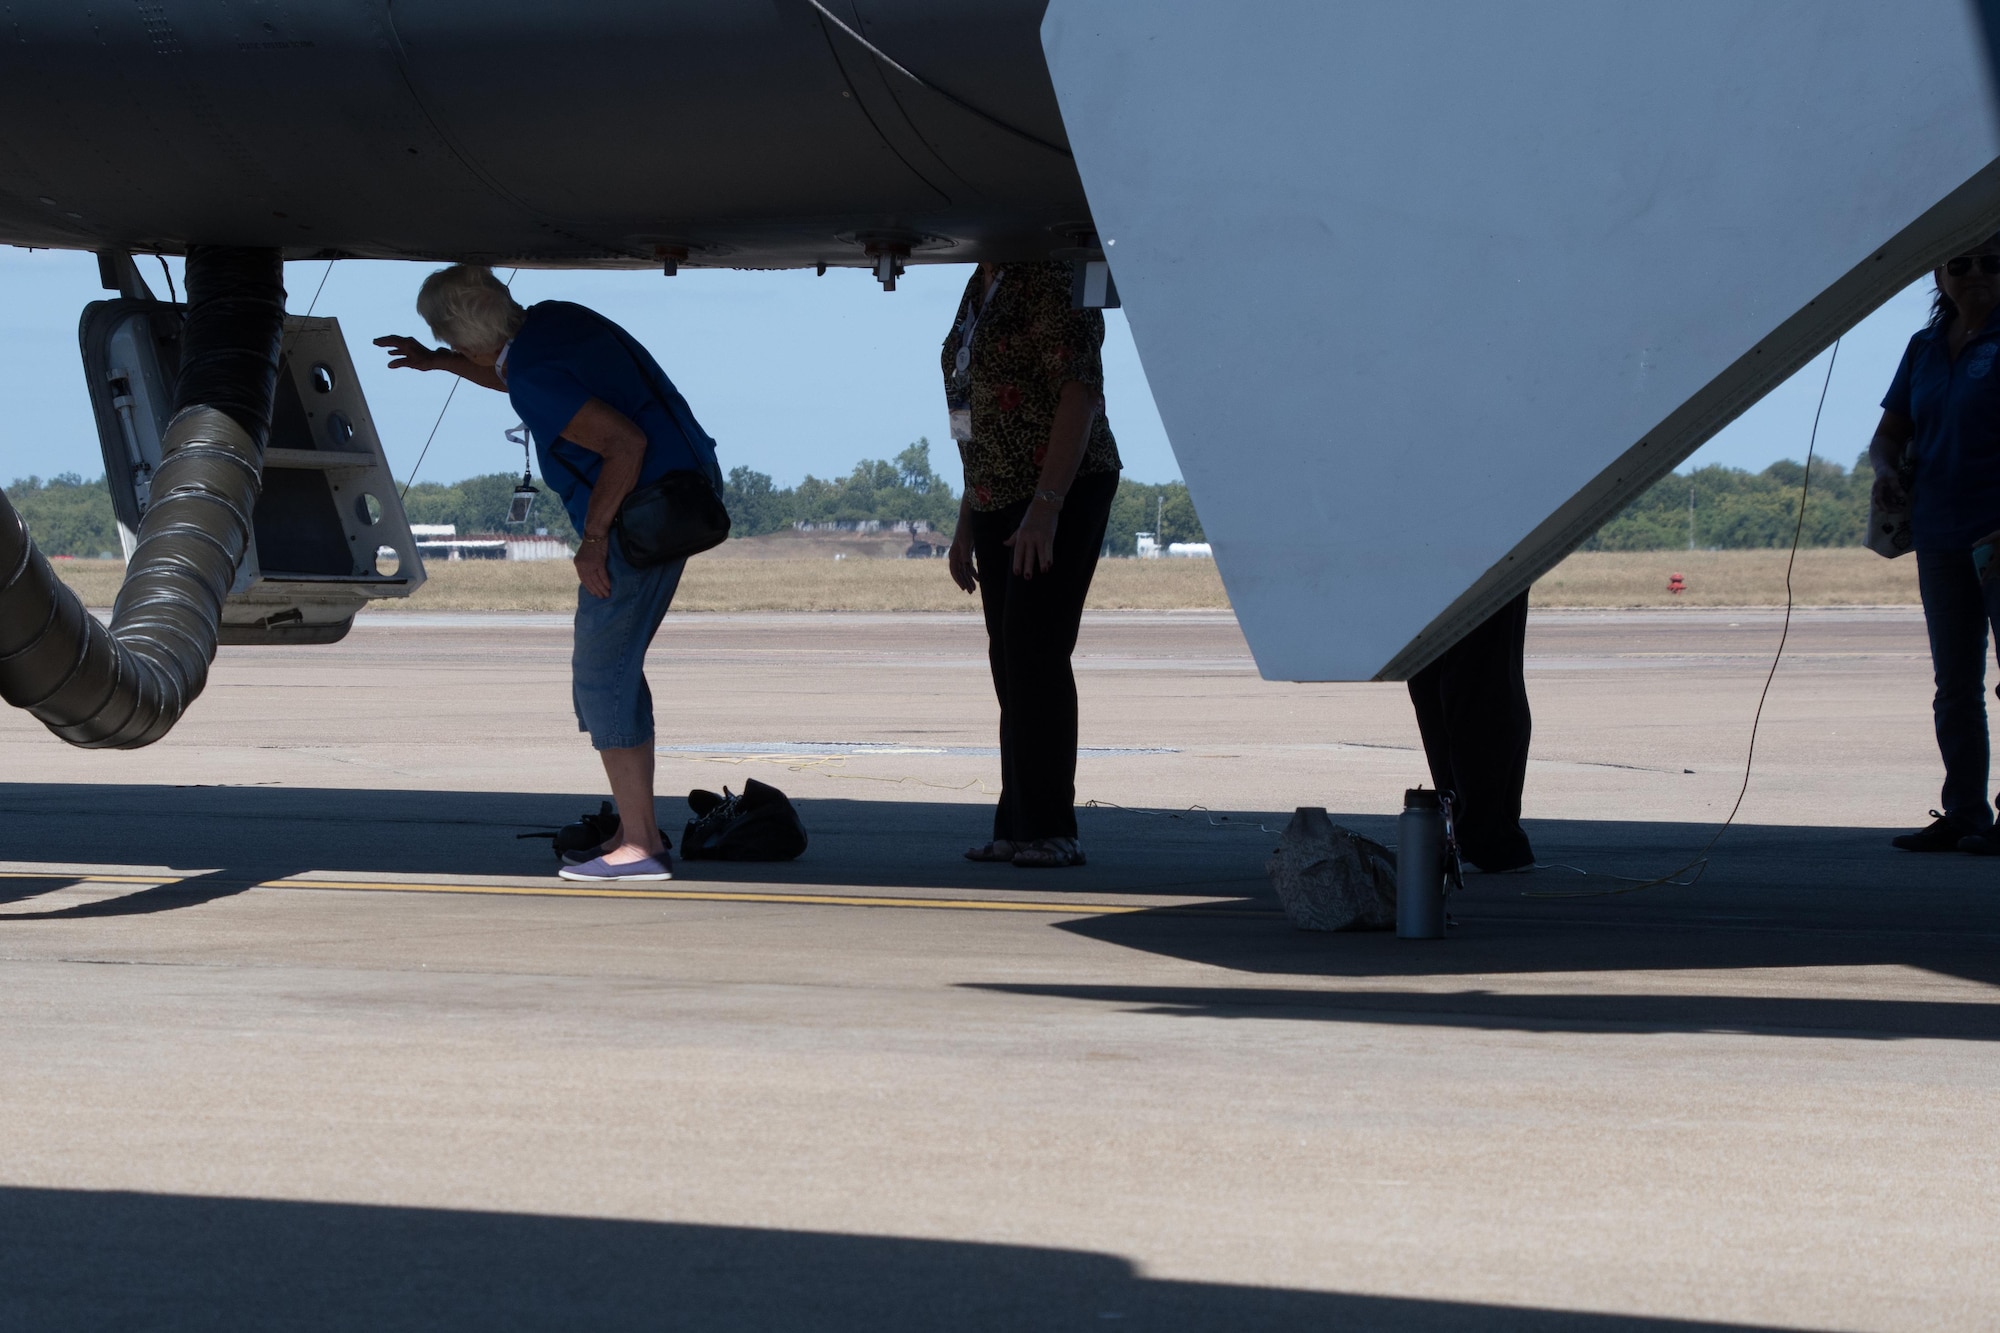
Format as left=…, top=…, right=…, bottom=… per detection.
left=1893, top=813, right=1974, bottom=852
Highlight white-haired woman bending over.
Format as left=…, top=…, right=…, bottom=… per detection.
left=376, top=265, right=722, bottom=882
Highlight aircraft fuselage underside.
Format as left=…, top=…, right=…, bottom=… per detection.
left=0, top=1, right=1087, bottom=270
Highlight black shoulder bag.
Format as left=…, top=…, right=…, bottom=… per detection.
left=613, top=468, right=731, bottom=567
left=557, top=338, right=731, bottom=568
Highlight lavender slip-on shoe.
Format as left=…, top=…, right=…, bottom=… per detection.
left=558, top=853, right=674, bottom=883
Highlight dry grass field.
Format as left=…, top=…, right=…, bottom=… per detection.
left=44, top=560, right=125, bottom=609
left=1529, top=547, right=1919, bottom=607
left=47, top=546, right=1922, bottom=613
left=386, top=556, right=1227, bottom=612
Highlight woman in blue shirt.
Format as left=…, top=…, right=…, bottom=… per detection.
left=1873, top=234, right=2000, bottom=853
left=377, top=265, right=720, bottom=881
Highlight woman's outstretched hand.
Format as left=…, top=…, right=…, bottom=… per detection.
left=947, top=530, right=978, bottom=594
left=373, top=334, right=445, bottom=372
left=1005, top=500, right=1059, bottom=580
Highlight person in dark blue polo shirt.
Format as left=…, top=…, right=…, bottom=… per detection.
left=1873, top=233, right=2000, bottom=853
left=377, top=265, right=721, bottom=882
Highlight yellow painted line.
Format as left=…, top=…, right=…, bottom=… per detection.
left=0, top=871, right=185, bottom=885
left=261, top=878, right=1279, bottom=918
left=264, top=879, right=1141, bottom=912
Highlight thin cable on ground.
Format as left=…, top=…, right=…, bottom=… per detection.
left=1082, top=799, right=1284, bottom=836
left=803, top=0, right=1074, bottom=160
left=399, top=267, right=516, bottom=499
left=672, top=754, right=1293, bottom=820
left=1525, top=338, right=1841, bottom=899
left=672, top=760, right=1281, bottom=822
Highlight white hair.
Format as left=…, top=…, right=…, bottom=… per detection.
left=416, top=264, right=525, bottom=356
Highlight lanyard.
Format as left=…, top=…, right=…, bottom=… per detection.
left=953, top=272, right=1002, bottom=380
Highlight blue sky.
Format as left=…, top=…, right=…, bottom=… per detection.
left=0, top=249, right=1173, bottom=491
left=0, top=246, right=1927, bottom=492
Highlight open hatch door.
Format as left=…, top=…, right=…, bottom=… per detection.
left=81, top=296, right=425, bottom=644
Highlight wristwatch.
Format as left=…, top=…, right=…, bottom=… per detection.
left=1035, top=489, right=1066, bottom=509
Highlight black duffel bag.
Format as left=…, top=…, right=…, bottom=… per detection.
left=614, top=469, right=731, bottom=567
left=681, top=779, right=808, bottom=861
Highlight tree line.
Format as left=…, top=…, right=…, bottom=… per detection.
left=1582, top=453, right=1875, bottom=551
left=3, top=447, right=1205, bottom=559
left=719, top=439, right=1208, bottom=555
left=19, top=446, right=1865, bottom=560
left=2, top=474, right=122, bottom=559
left=722, top=441, right=960, bottom=536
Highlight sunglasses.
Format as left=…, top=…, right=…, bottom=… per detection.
left=1945, top=254, right=2000, bottom=276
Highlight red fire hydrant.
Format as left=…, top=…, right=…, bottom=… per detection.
left=1668, top=572, right=1686, bottom=595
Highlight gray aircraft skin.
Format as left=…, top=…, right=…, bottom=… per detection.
left=0, top=1, right=1087, bottom=270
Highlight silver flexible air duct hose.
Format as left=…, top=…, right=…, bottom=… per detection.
left=0, top=247, right=284, bottom=748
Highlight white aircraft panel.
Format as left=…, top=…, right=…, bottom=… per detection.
left=1043, top=1, right=2000, bottom=680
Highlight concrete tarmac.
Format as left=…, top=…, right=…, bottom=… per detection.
left=0, top=607, right=1994, bottom=1330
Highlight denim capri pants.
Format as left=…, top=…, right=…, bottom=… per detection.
left=571, top=537, right=685, bottom=751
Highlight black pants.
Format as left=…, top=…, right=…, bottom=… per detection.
left=1406, top=590, right=1534, bottom=870
left=970, top=470, right=1119, bottom=842
left=1916, top=548, right=2000, bottom=830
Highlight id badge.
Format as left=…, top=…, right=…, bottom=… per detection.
left=948, top=406, right=973, bottom=442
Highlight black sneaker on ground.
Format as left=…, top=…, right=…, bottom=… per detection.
left=1892, top=812, right=1974, bottom=853
left=1959, top=831, right=2000, bottom=856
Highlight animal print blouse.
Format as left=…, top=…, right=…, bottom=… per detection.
left=940, top=261, right=1121, bottom=511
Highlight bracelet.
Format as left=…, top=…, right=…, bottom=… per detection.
left=1034, top=489, right=1066, bottom=509
left=579, top=535, right=608, bottom=546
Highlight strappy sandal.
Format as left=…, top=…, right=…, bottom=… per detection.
left=964, top=839, right=1022, bottom=863
left=1011, top=838, right=1085, bottom=868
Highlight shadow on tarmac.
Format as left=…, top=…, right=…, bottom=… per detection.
left=1049, top=812, right=2000, bottom=993
left=967, top=983, right=2000, bottom=1042
left=0, top=782, right=1277, bottom=917
left=1, top=782, right=1995, bottom=997
left=0, top=1186, right=1785, bottom=1332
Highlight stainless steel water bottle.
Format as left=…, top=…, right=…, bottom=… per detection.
left=1397, top=788, right=1446, bottom=939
